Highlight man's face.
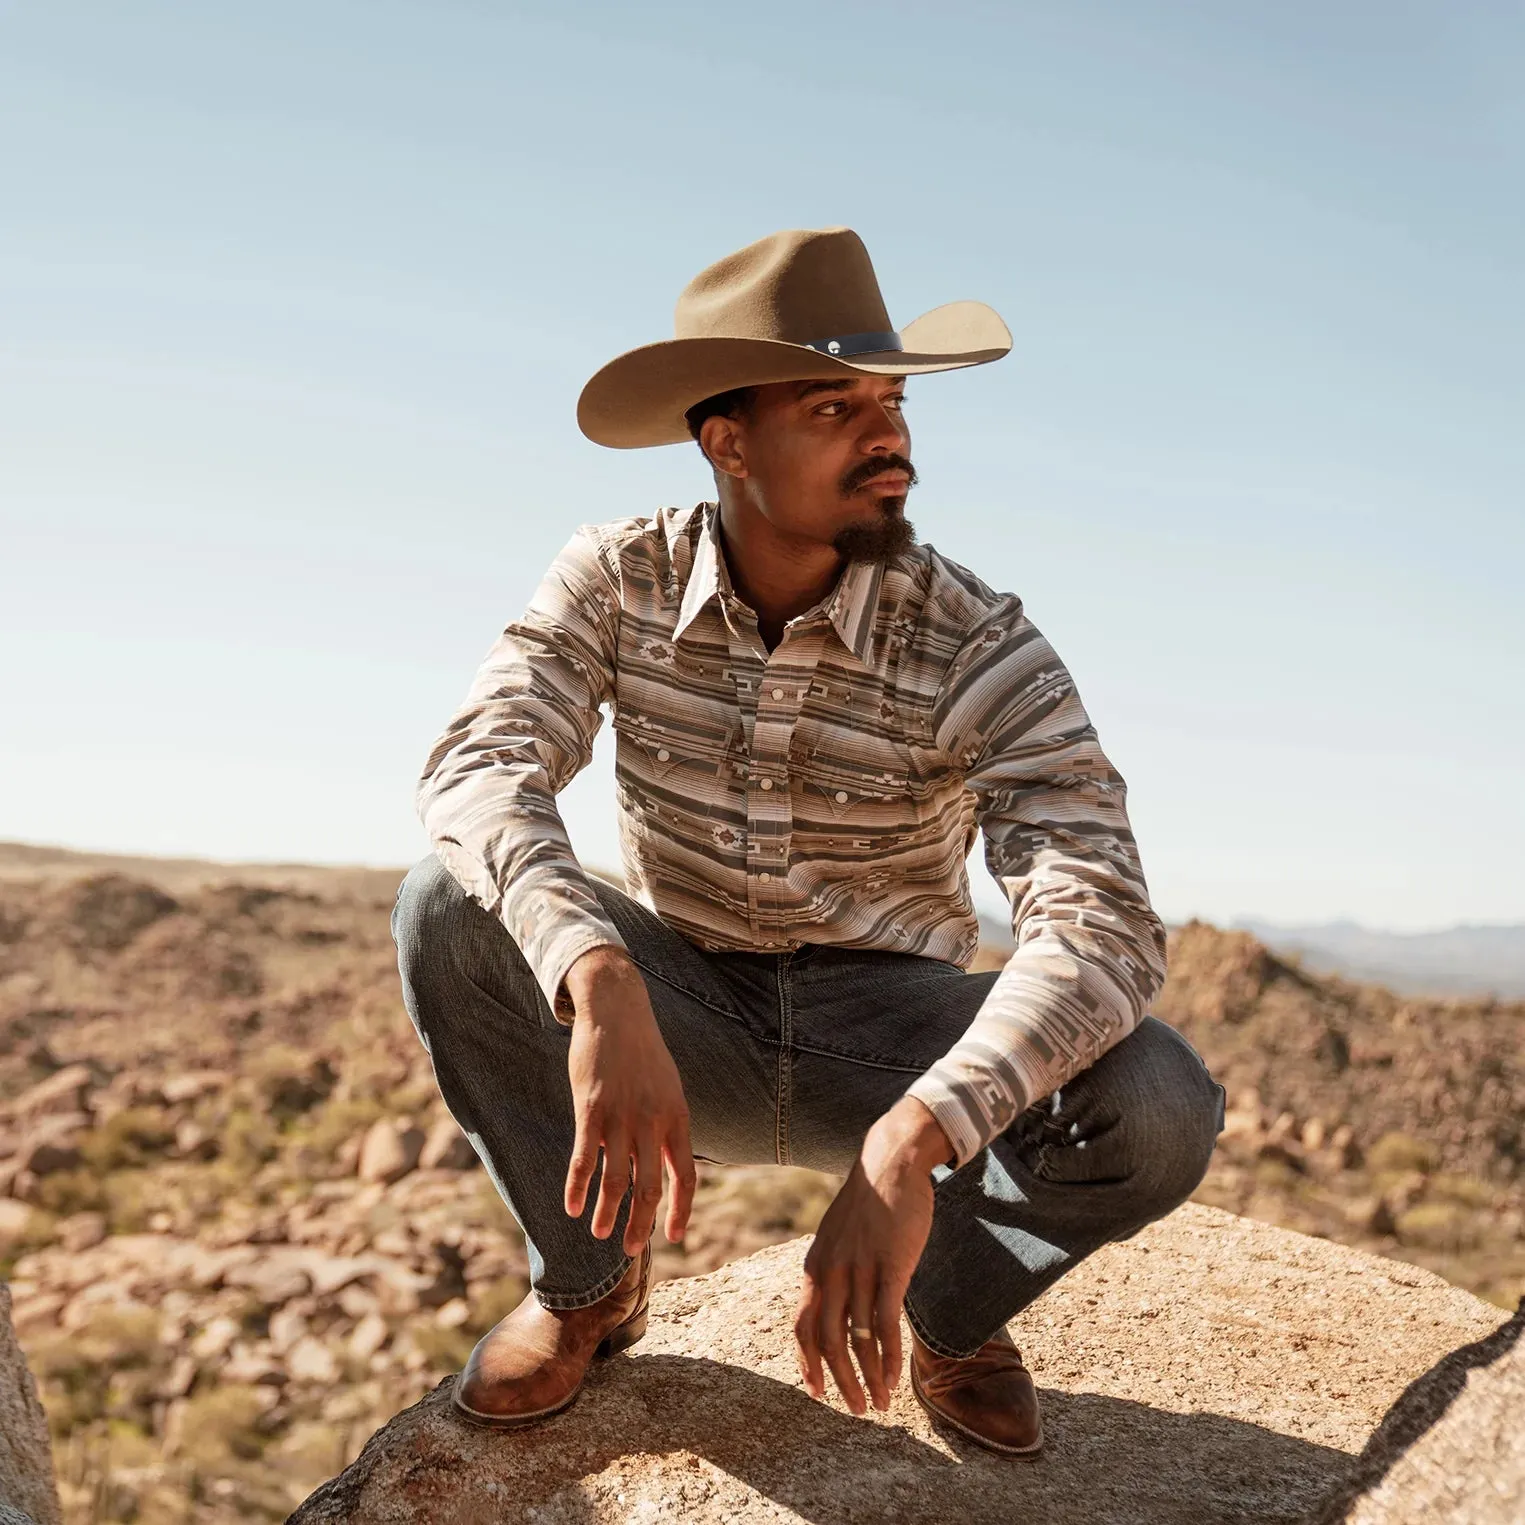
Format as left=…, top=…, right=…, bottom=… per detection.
left=702, top=376, right=918, bottom=562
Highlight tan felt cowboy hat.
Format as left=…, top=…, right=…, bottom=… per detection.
left=577, top=226, right=1011, bottom=449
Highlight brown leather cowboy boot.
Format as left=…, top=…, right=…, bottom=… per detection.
left=453, top=1244, right=651, bottom=1428
left=909, top=1326, right=1044, bottom=1457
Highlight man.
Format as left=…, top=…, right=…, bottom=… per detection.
left=394, top=226, right=1225, bottom=1457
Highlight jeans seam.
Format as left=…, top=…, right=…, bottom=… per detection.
left=784, top=1039, right=926, bottom=1076
left=623, top=954, right=746, bottom=1024
left=775, top=954, right=793, bottom=1166
left=533, top=1254, right=633, bottom=1312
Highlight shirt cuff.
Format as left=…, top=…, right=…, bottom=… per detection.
left=535, top=920, right=630, bottom=1026
left=904, top=1071, right=1016, bottom=1171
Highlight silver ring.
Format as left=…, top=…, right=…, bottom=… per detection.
left=850, top=1325, right=874, bottom=1340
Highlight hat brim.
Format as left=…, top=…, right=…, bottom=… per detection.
left=576, top=300, right=1011, bottom=449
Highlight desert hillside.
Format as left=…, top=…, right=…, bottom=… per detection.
left=0, top=844, right=1520, bottom=1523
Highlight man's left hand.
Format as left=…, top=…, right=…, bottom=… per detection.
left=794, top=1096, right=953, bottom=1415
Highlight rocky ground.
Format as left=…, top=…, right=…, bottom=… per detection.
left=0, top=844, right=1520, bottom=1523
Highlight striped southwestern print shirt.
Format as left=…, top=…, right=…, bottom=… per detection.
left=416, top=502, right=1168, bottom=1168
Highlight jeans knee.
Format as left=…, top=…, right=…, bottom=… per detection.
left=393, top=854, right=472, bottom=969
left=1120, top=1020, right=1224, bottom=1206
left=392, top=853, right=545, bottom=1035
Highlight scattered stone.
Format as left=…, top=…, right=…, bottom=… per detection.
left=158, top=1354, right=198, bottom=1401
left=223, top=1344, right=286, bottom=1386
left=433, top=1299, right=469, bottom=1331
left=5, top=1064, right=94, bottom=1123
left=173, top=1118, right=218, bottom=1160
left=357, top=1121, right=424, bottom=1187
left=55, top=1213, right=107, bottom=1254
left=159, top=1069, right=231, bottom=1106
left=225, top=1260, right=313, bottom=1307
left=418, top=1118, right=476, bottom=1172
left=191, top=1316, right=241, bottom=1361
left=348, top=1314, right=388, bottom=1363
left=269, top=1305, right=311, bottom=1355
left=289, top=1335, right=341, bottom=1386
left=0, top=1203, right=33, bottom=1245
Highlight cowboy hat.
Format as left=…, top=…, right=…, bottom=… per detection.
left=576, top=226, right=1011, bottom=449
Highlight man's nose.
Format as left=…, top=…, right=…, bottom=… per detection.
left=859, top=396, right=909, bottom=453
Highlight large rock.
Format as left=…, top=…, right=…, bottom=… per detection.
left=0, top=1284, right=61, bottom=1525
left=1308, top=1301, right=1523, bottom=1524
left=290, top=1204, right=1507, bottom=1525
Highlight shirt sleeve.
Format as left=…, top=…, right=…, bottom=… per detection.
left=415, top=525, right=629, bottom=1021
left=903, top=597, right=1169, bottom=1166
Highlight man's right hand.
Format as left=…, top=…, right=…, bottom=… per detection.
left=561, top=946, right=697, bottom=1258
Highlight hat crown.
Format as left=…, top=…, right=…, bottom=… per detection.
left=674, top=227, right=893, bottom=347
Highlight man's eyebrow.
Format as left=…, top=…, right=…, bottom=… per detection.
left=792, top=378, right=907, bottom=400
left=793, top=380, right=853, bottom=400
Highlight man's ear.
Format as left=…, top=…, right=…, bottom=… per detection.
left=699, top=414, right=748, bottom=479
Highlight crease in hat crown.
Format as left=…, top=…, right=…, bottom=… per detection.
left=577, top=224, right=1011, bottom=449
left=676, top=227, right=893, bottom=346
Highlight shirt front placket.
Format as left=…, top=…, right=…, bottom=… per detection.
left=719, top=597, right=821, bottom=946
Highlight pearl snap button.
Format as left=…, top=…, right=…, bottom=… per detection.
left=656, top=748, right=670, bottom=762
left=834, top=790, right=849, bottom=803
left=759, top=872, right=772, bottom=883
left=771, top=687, right=784, bottom=700
left=759, top=778, right=773, bottom=790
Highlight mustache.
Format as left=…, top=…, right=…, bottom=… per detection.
left=839, top=453, right=918, bottom=495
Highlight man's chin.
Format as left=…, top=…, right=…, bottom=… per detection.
left=831, top=509, right=918, bottom=563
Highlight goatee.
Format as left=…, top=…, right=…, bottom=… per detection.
left=831, top=505, right=918, bottom=563
left=833, top=452, right=920, bottom=563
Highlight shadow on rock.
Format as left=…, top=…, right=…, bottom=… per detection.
left=1305, top=1300, right=1525, bottom=1525
left=289, top=1351, right=1351, bottom=1525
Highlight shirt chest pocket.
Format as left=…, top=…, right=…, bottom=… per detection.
left=790, top=728, right=936, bottom=841
left=612, top=709, right=744, bottom=799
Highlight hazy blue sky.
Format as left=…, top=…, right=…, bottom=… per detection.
left=3, top=1, right=1521, bottom=932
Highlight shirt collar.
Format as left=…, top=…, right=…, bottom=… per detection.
left=673, top=504, right=883, bottom=666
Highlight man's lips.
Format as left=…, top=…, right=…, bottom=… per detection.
left=856, top=471, right=910, bottom=490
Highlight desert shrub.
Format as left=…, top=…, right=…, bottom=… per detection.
left=220, top=1106, right=279, bottom=1171
left=172, top=1385, right=271, bottom=1467
left=1367, top=1132, right=1439, bottom=1175
left=269, top=1419, right=350, bottom=1493
left=288, top=1095, right=385, bottom=1160
left=32, top=1305, right=164, bottom=1435
left=79, top=1106, right=176, bottom=1171
left=249, top=1045, right=337, bottom=1124
left=1426, top=1172, right=1496, bottom=1209
left=407, top=1322, right=475, bottom=1372
left=102, top=1169, right=162, bottom=1233
left=30, top=1168, right=106, bottom=1218
left=468, top=1274, right=529, bottom=1336
left=1395, top=1201, right=1483, bottom=1254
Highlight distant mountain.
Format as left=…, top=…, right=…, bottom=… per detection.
left=1228, top=918, right=1525, bottom=999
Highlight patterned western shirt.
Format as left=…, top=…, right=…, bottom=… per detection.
left=416, top=502, right=1168, bottom=1167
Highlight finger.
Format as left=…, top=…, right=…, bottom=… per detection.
left=818, top=1268, right=866, bottom=1416
left=877, top=1280, right=904, bottom=1394
left=793, top=1275, right=826, bottom=1400
left=849, top=1267, right=889, bottom=1411
left=662, top=1116, right=697, bottom=1243
left=564, top=1115, right=600, bottom=1218
left=590, top=1130, right=630, bottom=1240
left=624, top=1130, right=663, bottom=1257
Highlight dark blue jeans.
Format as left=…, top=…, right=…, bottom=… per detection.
left=393, top=854, right=1225, bottom=1358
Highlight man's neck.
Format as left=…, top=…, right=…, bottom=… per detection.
left=716, top=499, right=844, bottom=651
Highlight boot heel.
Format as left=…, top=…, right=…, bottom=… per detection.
left=597, top=1310, right=647, bottom=1359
